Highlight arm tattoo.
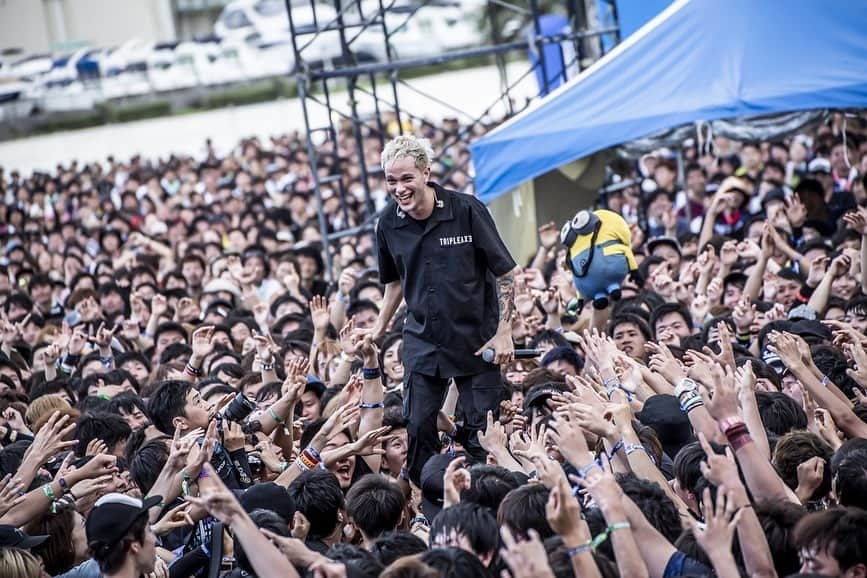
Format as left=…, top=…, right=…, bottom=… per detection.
left=496, top=271, right=516, bottom=327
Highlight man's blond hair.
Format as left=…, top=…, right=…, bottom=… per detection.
left=381, top=134, right=435, bottom=171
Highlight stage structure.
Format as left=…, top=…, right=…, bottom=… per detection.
left=281, top=0, right=621, bottom=279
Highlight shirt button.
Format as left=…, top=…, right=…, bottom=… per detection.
left=429, top=288, right=435, bottom=293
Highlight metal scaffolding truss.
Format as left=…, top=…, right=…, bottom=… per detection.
left=281, top=0, right=620, bottom=279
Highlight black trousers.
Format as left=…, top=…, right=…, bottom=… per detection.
left=403, top=368, right=502, bottom=486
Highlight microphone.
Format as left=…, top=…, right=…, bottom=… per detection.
left=482, top=348, right=541, bottom=363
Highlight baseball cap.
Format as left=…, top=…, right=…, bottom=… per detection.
left=761, top=188, right=787, bottom=212
left=238, top=482, right=295, bottom=522
left=0, top=525, right=48, bottom=549
left=647, top=236, right=682, bottom=256
left=636, top=394, right=693, bottom=459
left=420, top=453, right=470, bottom=522
left=523, top=382, right=569, bottom=413
left=807, top=158, right=832, bottom=174
left=86, top=493, right=162, bottom=555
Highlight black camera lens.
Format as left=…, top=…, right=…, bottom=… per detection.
left=223, top=393, right=256, bottom=424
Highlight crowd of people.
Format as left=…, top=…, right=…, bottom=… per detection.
left=0, top=110, right=866, bottom=578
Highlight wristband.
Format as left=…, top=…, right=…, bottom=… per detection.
left=260, top=361, right=274, bottom=372
left=42, top=484, right=56, bottom=500
left=185, top=363, right=202, bottom=377
left=602, top=376, right=620, bottom=387
left=726, top=430, right=752, bottom=451
left=294, top=457, right=310, bottom=472
left=99, top=356, right=113, bottom=368
left=305, top=445, right=322, bottom=461
left=589, top=521, right=632, bottom=549
left=624, top=443, right=656, bottom=465
left=821, top=375, right=830, bottom=388
left=577, top=461, right=602, bottom=480
left=719, top=416, right=745, bottom=433
left=58, top=477, right=69, bottom=493
left=674, top=377, right=698, bottom=399
left=608, top=439, right=624, bottom=459
left=279, top=461, right=290, bottom=473
left=362, top=367, right=381, bottom=380
left=181, top=470, right=193, bottom=496
left=268, top=407, right=285, bottom=426
left=567, top=542, right=593, bottom=558
left=359, top=401, right=384, bottom=409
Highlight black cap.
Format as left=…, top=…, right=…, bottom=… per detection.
left=420, top=453, right=469, bottom=522
left=636, top=394, right=693, bottom=459
left=761, top=188, right=787, bottom=212
left=238, top=482, right=295, bottom=522
left=523, top=382, right=569, bottom=413
left=0, top=525, right=49, bottom=549
left=647, top=236, right=682, bottom=256
left=86, top=493, right=162, bottom=554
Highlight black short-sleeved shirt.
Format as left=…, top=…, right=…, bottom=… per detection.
left=376, top=182, right=516, bottom=378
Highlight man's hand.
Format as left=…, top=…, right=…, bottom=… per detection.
left=221, top=421, right=246, bottom=453
left=697, top=364, right=739, bottom=422
left=538, top=221, right=560, bottom=250
left=477, top=411, right=508, bottom=455
left=190, top=326, right=215, bottom=364
left=474, top=329, right=514, bottom=365
left=689, top=488, right=744, bottom=559
left=499, top=527, right=556, bottom=578
left=355, top=332, right=378, bottom=367
left=309, top=296, right=330, bottom=332
left=26, top=411, right=76, bottom=462
left=443, top=456, right=471, bottom=507
left=795, top=456, right=825, bottom=503
left=186, top=465, right=246, bottom=526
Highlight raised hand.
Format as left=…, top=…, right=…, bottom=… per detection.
left=689, top=488, right=743, bottom=560
left=477, top=411, right=508, bottom=455
left=697, top=364, right=739, bottom=422
left=538, top=221, right=559, bottom=250
left=151, top=501, right=195, bottom=536
left=338, top=319, right=358, bottom=357
left=309, top=295, right=330, bottom=332
left=842, top=206, right=867, bottom=236
left=186, top=464, right=246, bottom=525
left=545, top=474, right=582, bottom=537
left=0, top=475, right=26, bottom=518
left=499, top=527, right=556, bottom=578
left=26, top=411, right=76, bottom=462
left=190, top=325, right=216, bottom=361
left=697, top=432, right=740, bottom=489
left=443, top=456, right=471, bottom=507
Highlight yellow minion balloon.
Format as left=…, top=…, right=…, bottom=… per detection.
left=561, top=209, right=638, bottom=309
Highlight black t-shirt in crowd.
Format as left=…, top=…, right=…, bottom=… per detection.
left=376, top=182, right=516, bottom=378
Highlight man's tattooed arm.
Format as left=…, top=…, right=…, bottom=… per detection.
left=496, top=269, right=516, bottom=332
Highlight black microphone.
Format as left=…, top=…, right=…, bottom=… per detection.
left=482, top=348, right=541, bottom=363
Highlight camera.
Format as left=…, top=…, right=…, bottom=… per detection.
left=222, top=393, right=257, bottom=424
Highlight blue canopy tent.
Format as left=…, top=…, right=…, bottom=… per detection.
left=471, top=0, right=867, bottom=204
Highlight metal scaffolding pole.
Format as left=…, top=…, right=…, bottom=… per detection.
left=284, top=0, right=620, bottom=281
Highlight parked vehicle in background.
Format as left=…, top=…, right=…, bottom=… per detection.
left=148, top=41, right=200, bottom=92
left=0, top=78, right=36, bottom=121
left=7, top=54, right=54, bottom=81
left=101, top=39, right=153, bottom=100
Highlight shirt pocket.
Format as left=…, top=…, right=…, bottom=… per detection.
left=438, top=244, right=476, bottom=283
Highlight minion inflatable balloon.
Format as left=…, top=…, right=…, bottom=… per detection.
left=561, top=209, right=638, bottom=309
